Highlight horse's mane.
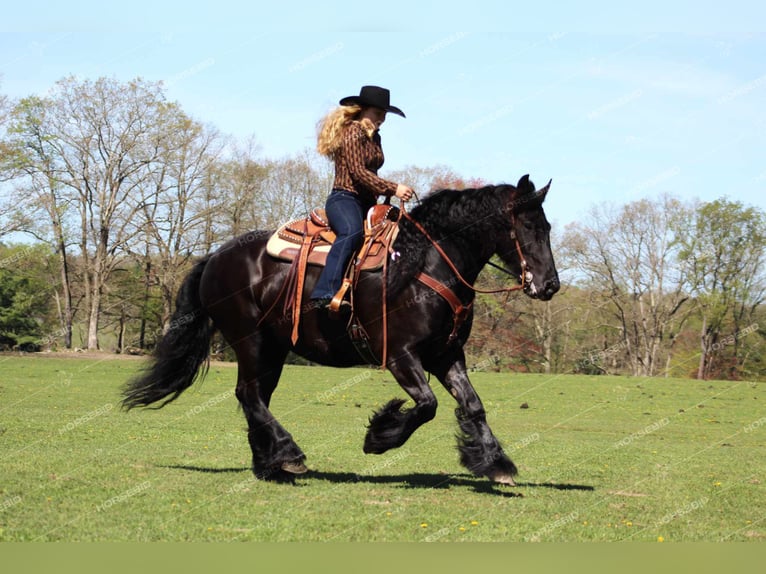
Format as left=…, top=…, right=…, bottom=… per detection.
left=387, top=182, right=541, bottom=298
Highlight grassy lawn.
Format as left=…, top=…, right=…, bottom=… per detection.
left=0, top=354, right=764, bottom=541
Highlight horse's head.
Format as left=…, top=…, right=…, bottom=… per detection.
left=497, top=174, right=560, bottom=301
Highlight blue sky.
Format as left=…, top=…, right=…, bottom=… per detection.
left=1, top=1, right=764, bottom=229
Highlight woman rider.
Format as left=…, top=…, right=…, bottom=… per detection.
left=310, top=85, right=414, bottom=309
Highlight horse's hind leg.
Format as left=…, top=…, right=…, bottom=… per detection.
left=233, top=332, right=306, bottom=483
left=432, top=350, right=517, bottom=485
left=363, top=356, right=438, bottom=454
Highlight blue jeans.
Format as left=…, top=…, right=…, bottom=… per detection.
left=310, top=190, right=371, bottom=300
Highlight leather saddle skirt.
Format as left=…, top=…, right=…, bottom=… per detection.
left=265, top=205, right=399, bottom=271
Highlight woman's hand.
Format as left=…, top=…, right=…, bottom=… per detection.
left=395, top=184, right=414, bottom=201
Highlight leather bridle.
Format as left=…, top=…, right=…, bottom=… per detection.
left=396, top=198, right=531, bottom=345
left=399, top=201, right=530, bottom=295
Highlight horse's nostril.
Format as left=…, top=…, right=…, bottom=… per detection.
left=544, top=278, right=560, bottom=296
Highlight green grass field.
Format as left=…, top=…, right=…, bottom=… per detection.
left=0, top=354, right=764, bottom=542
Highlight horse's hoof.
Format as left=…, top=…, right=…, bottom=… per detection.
left=281, top=460, right=309, bottom=474
left=488, top=471, right=516, bottom=486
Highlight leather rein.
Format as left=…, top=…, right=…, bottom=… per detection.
left=396, top=197, right=529, bottom=344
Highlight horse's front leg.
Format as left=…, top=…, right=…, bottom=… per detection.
left=432, top=350, right=517, bottom=485
left=363, top=355, right=437, bottom=455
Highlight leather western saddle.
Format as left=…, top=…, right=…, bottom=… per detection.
left=266, top=204, right=400, bottom=346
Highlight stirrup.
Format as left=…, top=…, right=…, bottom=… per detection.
left=328, top=278, right=352, bottom=313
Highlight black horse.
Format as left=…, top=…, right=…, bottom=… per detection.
left=123, top=174, right=559, bottom=484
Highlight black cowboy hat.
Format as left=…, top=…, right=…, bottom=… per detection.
left=339, top=85, right=406, bottom=118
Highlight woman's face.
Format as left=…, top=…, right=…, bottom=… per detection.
left=361, top=107, right=387, bottom=129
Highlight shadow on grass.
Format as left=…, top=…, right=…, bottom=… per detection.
left=305, top=471, right=594, bottom=496
left=514, top=481, right=595, bottom=492
left=163, top=465, right=594, bottom=496
left=163, top=464, right=250, bottom=473
left=306, top=470, right=515, bottom=495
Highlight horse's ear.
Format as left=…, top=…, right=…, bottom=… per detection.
left=517, top=174, right=535, bottom=194
left=537, top=179, right=552, bottom=202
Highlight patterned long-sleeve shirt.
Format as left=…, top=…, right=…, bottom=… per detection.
left=332, top=121, right=398, bottom=207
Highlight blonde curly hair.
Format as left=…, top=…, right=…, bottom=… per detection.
left=316, top=105, right=375, bottom=158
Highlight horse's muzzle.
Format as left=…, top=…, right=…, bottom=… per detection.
left=525, top=275, right=560, bottom=301
left=539, top=276, right=560, bottom=300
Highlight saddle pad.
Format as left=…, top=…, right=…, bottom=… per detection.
left=266, top=221, right=398, bottom=271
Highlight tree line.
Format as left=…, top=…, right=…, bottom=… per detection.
left=482, top=194, right=765, bottom=380
left=1, top=76, right=764, bottom=380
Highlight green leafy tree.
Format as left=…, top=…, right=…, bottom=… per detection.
left=0, top=244, right=54, bottom=350
left=679, top=199, right=766, bottom=379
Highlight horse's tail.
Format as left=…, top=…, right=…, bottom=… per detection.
left=122, top=256, right=214, bottom=410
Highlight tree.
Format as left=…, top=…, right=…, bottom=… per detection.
left=384, top=164, right=488, bottom=199
left=2, top=95, right=78, bottom=348
left=214, top=136, right=265, bottom=238
left=0, top=81, right=10, bottom=174
left=6, top=77, right=175, bottom=350
left=679, top=199, right=766, bottom=379
left=562, top=195, right=694, bottom=376
left=0, top=243, right=54, bottom=350
left=136, top=110, right=225, bottom=330
left=99, top=260, right=151, bottom=353
left=256, top=150, right=333, bottom=228
left=216, top=147, right=332, bottom=236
